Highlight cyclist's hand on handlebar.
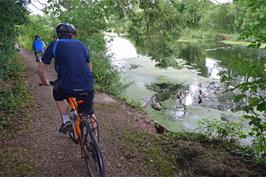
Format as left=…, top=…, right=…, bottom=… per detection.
left=38, top=83, right=50, bottom=86
left=49, top=81, right=55, bottom=86
left=39, top=81, right=54, bottom=86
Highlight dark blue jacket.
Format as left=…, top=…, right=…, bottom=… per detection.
left=42, top=39, right=93, bottom=92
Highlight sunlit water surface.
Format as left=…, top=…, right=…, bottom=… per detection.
left=105, top=34, right=265, bottom=145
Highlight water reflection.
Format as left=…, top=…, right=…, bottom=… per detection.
left=206, top=46, right=266, bottom=80
left=205, top=58, right=221, bottom=80
left=106, top=34, right=266, bottom=133
left=106, top=35, right=139, bottom=71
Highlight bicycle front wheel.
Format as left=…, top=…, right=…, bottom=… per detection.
left=81, top=122, right=104, bottom=177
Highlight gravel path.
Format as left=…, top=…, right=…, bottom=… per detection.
left=20, top=49, right=156, bottom=177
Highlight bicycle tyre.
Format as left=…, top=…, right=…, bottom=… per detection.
left=68, top=111, right=79, bottom=144
left=81, top=121, right=104, bottom=177
left=36, top=53, right=42, bottom=62
left=69, top=129, right=79, bottom=144
left=92, top=119, right=100, bottom=143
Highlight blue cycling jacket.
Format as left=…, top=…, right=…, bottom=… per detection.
left=32, top=39, right=45, bottom=52
left=42, top=39, right=93, bottom=92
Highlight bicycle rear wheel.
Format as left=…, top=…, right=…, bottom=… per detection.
left=69, top=129, right=79, bottom=144
left=36, top=53, right=42, bottom=62
left=81, top=121, right=104, bottom=177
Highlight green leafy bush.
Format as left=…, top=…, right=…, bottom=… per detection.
left=0, top=56, right=31, bottom=129
left=92, top=54, right=124, bottom=96
left=18, top=15, right=58, bottom=50
left=0, top=1, right=29, bottom=128
left=217, top=0, right=266, bottom=163
left=198, top=118, right=246, bottom=142
left=45, top=0, right=125, bottom=95
left=0, top=56, right=24, bottom=81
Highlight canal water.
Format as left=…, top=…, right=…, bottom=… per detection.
left=105, top=34, right=266, bottom=138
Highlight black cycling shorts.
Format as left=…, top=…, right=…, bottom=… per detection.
left=34, top=51, right=43, bottom=62
left=53, top=87, right=94, bottom=115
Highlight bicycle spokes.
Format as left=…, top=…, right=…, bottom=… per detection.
left=82, top=122, right=104, bottom=177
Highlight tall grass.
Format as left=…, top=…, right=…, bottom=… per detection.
left=0, top=55, right=31, bottom=128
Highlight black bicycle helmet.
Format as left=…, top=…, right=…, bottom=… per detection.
left=56, top=22, right=77, bottom=38
left=35, top=34, right=40, bottom=40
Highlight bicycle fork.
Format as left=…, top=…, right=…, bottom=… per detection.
left=80, top=127, right=90, bottom=160
left=69, top=110, right=85, bottom=159
left=74, top=119, right=86, bottom=160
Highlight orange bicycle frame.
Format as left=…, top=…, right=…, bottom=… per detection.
left=67, top=97, right=81, bottom=140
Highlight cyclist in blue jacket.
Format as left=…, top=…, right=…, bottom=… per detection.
left=37, top=22, right=96, bottom=133
left=32, top=34, right=46, bottom=62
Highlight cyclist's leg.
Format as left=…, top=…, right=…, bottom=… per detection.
left=55, top=100, right=68, bottom=117
left=77, top=90, right=97, bottom=128
left=53, top=87, right=72, bottom=133
left=37, top=52, right=42, bottom=62
left=39, top=51, right=44, bottom=62
left=34, top=51, right=38, bottom=62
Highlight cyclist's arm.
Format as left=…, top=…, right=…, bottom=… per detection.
left=37, top=62, right=49, bottom=86
left=32, top=42, right=35, bottom=51
left=88, top=62, right=92, bottom=72
left=37, top=42, right=54, bottom=85
left=86, top=48, right=92, bottom=72
left=84, top=44, right=92, bottom=72
left=42, top=41, right=46, bottom=50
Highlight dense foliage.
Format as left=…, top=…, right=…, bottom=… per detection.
left=1, top=0, right=265, bottom=163
left=108, top=0, right=243, bottom=67
left=18, top=15, right=58, bottom=50
left=45, top=0, right=124, bottom=95
left=0, top=0, right=30, bottom=128
left=44, top=1, right=265, bottom=161
left=221, top=0, right=266, bottom=162
left=0, top=0, right=28, bottom=58
left=102, top=0, right=265, bottom=162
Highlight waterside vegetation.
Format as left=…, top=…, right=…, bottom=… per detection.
left=0, top=1, right=265, bottom=175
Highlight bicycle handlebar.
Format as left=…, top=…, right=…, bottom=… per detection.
left=38, top=81, right=55, bottom=86
left=49, top=81, right=55, bottom=86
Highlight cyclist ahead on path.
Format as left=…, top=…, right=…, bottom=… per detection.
left=37, top=22, right=96, bottom=133
left=32, top=34, right=46, bottom=62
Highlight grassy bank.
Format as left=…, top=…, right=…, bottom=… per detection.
left=119, top=129, right=266, bottom=177
left=179, top=29, right=240, bottom=41
left=0, top=55, right=31, bottom=128
left=221, top=40, right=266, bottom=48
left=179, top=30, right=266, bottom=49
left=109, top=95, right=266, bottom=175
left=120, top=131, right=176, bottom=177
left=0, top=54, right=34, bottom=177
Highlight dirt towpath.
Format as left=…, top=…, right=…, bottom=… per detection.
left=19, top=49, right=156, bottom=177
